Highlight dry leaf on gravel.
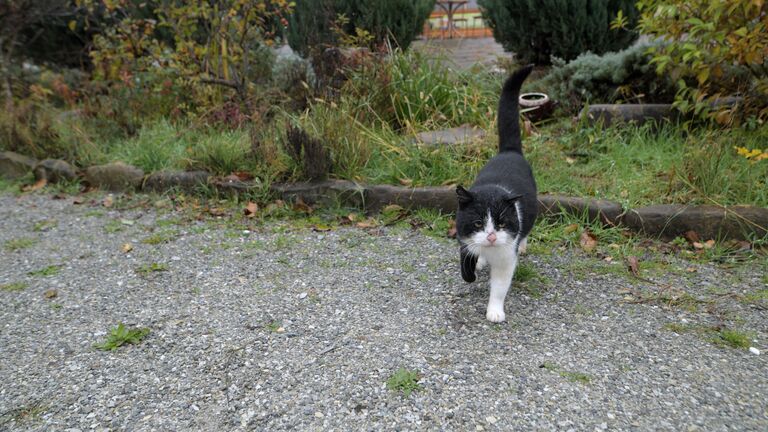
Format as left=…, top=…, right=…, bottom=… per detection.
left=626, top=256, right=640, bottom=277
left=72, top=196, right=86, bottom=205
left=122, top=243, right=133, bottom=253
left=44, top=289, right=57, bottom=299
left=22, top=178, right=47, bottom=192
left=102, top=195, right=114, bottom=207
left=244, top=202, right=258, bottom=218
left=579, top=230, right=598, bottom=252
left=356, top=219, right=377, bottom=229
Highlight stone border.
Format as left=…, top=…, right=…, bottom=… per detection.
left=1, top=151, right=766, bottom=241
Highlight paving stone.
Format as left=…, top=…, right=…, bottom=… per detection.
left=34, top=159, right=78, bottom=183
left=143, top=170, right=210, bottom=193
left=84, top=162, right=144, bottom=192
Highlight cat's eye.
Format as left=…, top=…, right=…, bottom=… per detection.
left=473, top=221, right=483, bottom=228
left=498, top=223, right=506, bottom=228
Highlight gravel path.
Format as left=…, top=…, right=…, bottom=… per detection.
left=1, top=192, right=766, bottom=431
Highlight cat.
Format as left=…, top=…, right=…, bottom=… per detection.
left=455, top=64, right=538, bottom=323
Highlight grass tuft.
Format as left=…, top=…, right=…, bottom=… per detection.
left=386, top=368, right=422, bottom=397
left=93, top=323, right=150, bottom=351
left=1, top=282, right=28, bottom=292
left=4, top=237, right=37, bottom=252
left=27, top=265, right=60, bottom=277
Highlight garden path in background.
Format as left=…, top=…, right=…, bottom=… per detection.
left=411, top=37, right=511, bottom=70
left=1, top=192, right=767, bottom=431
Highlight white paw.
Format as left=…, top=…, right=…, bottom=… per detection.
left=518, top=238, right=528, bottom=255
left=486, top=306, right=505, bottom=323
left=476, top=256, right=487, bottom=271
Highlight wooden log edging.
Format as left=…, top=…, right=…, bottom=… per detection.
left=271, top=180, right=768, bottom=241
left=0, top=151, right=765, bottom=241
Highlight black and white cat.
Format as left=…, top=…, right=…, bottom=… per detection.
left=455, top=65, right=538, bottom=322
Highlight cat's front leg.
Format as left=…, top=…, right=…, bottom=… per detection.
left=460, top=245, right=478, bottom=283
left=486, top=257, right=517, bottom=322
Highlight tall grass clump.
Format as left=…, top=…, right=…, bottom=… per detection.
left=345, top=50, right=499, bottom=132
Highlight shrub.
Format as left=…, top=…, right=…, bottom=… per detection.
left=539, top=43, right=677, bottom=112
left=478, top=0, right=639, bottom=65
left=287, top=0, right=434, bottom=57
left=632, top=0, right=768, bottom=125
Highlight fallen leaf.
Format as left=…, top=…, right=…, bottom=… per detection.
left=692, top=241, right=704, bottom=250
left=231, top=171, right=254, bottom=181
left=346, top=213, right=358, bottom=222
left=564, top=223, right=579, bottom=234
left=44, top=289, right=57, bottom=299
left=684, top=230, right=700, bottom=244
left=293, top=197, right=313, bottom=214
left=356, top=219, right=377, bottom=229
left=22, top=178, right=47, bottom=192
left=102, top=195, right=114, bottom=208
left=312, top=224, right=332, bottom=232
left=579, top=230, right=598, bottom=252
left=120, top=219, right=134, bottom=226
left=398, top=178, right=413, bottom=186
left=626, top=256, right=640, bottom=277
left=616, top=288, right=632, bottom=294
left=244, top=201, right=258, bottom=218
left=703, top=239, right=715, bottom=249
left=72, top=196, right=86, bottom=205
left=52, top=193, right=67, bottom=200
left=208, top=207, right=226, bottom=216
left=447, top=219, right=457, bottom=238
left=603, top=256, right=613, bottom=263
left=565, top=157, right=576, bottom=165
left=122, top=243, right=133, bottom=253
left=686, top=267, right=697, bottom=273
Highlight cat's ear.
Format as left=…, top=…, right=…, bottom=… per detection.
left=504, top=193, right=523, bottom=207
left=456, top=185, right=474, bottom=206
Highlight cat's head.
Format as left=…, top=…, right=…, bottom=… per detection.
left=455, top=185, right=522, bottom=250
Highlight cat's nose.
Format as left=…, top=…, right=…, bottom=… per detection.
left=487, top=232, right=497, bottom=244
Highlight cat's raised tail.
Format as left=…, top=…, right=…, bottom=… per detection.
left=497, top=64, right=534, bottom=154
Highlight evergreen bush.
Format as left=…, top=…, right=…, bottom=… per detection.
left=287, top=0, right=434, bottom=57
left=478, top=0, right=639, bottom=65
left=538, top=43, right=677, bottom=112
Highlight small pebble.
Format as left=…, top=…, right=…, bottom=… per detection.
left=749, top=347, right=760, bottom=355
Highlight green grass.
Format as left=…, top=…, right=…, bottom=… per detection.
left=386, top=368, right=422, bottom=397
left=540, top=362, right=592, bottom=384
left=4, top=237, right=37, bottom=252
left=265, top=321, right=282, bottom=332
left=135, top=262, right=169, bottom=274
left=93, top=323, right=150, bottom=351
left=32, top=219, right=58, bottom=232
left=709, top=328, right=753, bottom=349
left=1, top=282, right=28, bottom=292
left=28, top=265, right=60, bottom=277
left=104, top=220, right=124, bottom=233
left=141, top=230, right=178, bottom=245
left=665, top=323, right=754, bottom=350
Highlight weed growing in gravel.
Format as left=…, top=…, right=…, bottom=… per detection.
left=50, top=303, right=63, bottom=310
left=514, top=262, right=538, bottom=282
left=135, top=263, right=169, bottom=274
left=0, top=282, right=28, bottom=292
left=27, top=265, right=60, bottom=277
left=386, top=368, right=422, bottom=397
left=272, top=235, right=290, bottom=250
left=94, top=323, right=150, bottom=351
left=742, top=289, right=768, bottom=306
left=142, top=230, right=178, bottom=245
left=4, top=237, right=37, bottom=252
left=85, top=210, right=104, bottom=217
left=410, top=208, right=453, bottom=239
left=540, top=362, right=592, bottom=384
left=3, top=402, right=46, bottom=424
left=32, top=220, right=58, bottom=232
left=266, top=321, right=282, bottom=332
left=710, top=329, right=753, bottom=349
left=664, top=323, right=754, bottom=350
left=104, top=220, right=124, bottom=233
